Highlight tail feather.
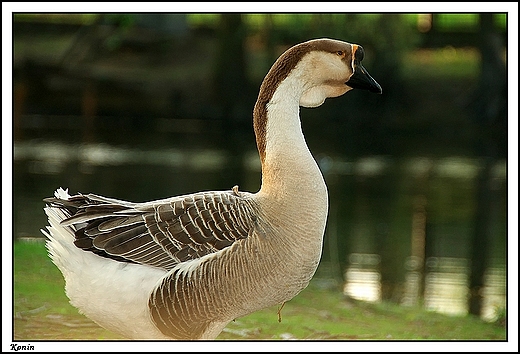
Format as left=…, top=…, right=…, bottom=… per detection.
left=42, top=201, right=78, bottom=277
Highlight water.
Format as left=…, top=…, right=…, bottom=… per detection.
left=13, top=139, right=507, bottom=321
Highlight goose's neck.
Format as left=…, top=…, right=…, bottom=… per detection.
left=254, top=75, right=326, bottom=199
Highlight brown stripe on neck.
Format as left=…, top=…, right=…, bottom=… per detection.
left=252, top=39, right=353, bottom=164
left=253, top=41, right=314, bottom=164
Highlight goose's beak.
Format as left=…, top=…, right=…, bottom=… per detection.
left=346, top=45, right=382, bottom=94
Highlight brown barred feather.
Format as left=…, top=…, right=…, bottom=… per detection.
left=45, top=189, right=257, bottom=271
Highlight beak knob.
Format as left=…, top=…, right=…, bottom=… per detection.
left=346, top=45, right=382, bottom=94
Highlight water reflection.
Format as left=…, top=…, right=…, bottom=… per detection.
left=424, top=257, right=470, bottom=316
left=344, top=254, right=506, bottom=322
left=343, top=253, right=382, bottom=302
left=13, top=140, right=507, bottom=321
left=481, top=267, right=507, bottom=322
left=14, top=141, right=227, bottom=173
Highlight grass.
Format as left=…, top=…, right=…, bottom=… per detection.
left=11, top=239, right=506, bottom=342
left=13, top=240, right=123, bottom=340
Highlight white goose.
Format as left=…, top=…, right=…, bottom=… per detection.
left=42, top=38, right=381, bottom=340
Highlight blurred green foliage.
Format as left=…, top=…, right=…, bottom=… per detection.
left=14, top=13, right=98, bottom=24
left=434, top=13, right=506, bottom=31
left=15, top=13, right=507, bottom=31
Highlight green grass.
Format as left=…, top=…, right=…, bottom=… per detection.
left=12, top=240, right=506, bottom=341
left=13, top=240, right=123, bottom=340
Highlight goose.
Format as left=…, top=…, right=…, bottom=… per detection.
left=42, top=38, right=382, bottom=340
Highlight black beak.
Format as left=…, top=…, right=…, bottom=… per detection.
left=346, top=46, right=382, bottom=94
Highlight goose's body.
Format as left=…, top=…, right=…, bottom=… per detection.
left=43, top=38, right=381, bottom=340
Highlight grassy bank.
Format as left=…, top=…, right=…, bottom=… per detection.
left=12, top=239, right=506, bottom=341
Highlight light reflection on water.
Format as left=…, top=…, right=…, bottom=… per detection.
left=14, top=141, right=507, bottom=322
left=343, top=253, right=382, bottom=302
left=481, top=267, right=507, bottom=321
left=14, top=141, right=229, bottom=173
left=343, top=254, right=506, bottom=322
left=424, top=257, right=470, bottom=316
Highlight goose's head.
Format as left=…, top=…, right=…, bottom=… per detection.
left=254, top=39, right=382, bottom=164
left=266, top=38, right=382, bottom=108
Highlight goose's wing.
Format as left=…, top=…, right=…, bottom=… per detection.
left=44, top=189, right=258, bottom=271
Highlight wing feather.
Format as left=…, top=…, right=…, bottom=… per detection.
left=98, top=215, right=144, bottom=231
left=45, top=189, right=257, bottom=270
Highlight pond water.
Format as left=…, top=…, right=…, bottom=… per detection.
left=13, top=139, right=507, bottom=322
